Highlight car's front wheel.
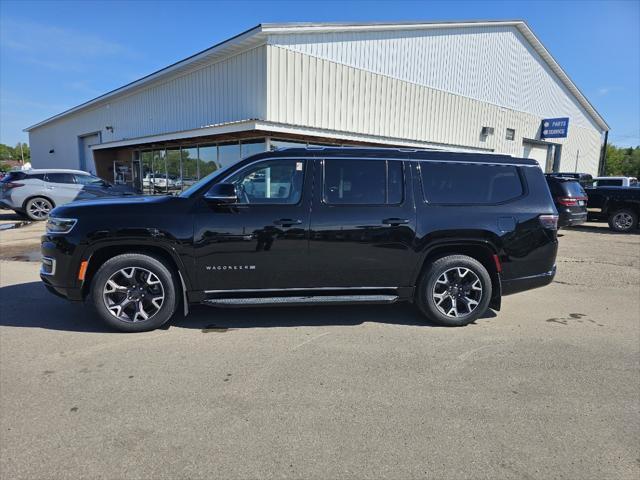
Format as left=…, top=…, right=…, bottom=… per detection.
left=415, top=254, right=492, bottom=327
left=608, top=208, right=638, bottom=233
left=24, top=197, right=53, bottom=221
left=91, top=253, right=177, bottom=332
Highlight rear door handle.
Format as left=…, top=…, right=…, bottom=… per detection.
left=382, top=218, right=409, bottom=226
left=274, top=218, right=302, bottom=227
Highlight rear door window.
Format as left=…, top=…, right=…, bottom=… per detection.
left=323, top=159, right=404, bottom=205
left=420, top=162, right=523, bottom=204
left=45, top=173, right=76, bottom=184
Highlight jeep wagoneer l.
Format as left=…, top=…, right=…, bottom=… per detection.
left=41, top=147, right=558, bottom=331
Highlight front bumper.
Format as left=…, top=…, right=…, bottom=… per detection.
left=501, top=266, right=556, bottom=296
left=40, top=237, right=85, bottom=302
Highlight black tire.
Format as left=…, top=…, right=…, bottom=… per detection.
left=91, top=253, right=177, bottom=332
left=607, top=208, right=638, bottom=233
left=24, top=197, right=53, bottom=221
left=13, top=210, right=30, bottom=220
left=415, top=254, right=492, bottom=327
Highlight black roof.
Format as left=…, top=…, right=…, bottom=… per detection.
left=252, top=147, right=539, bottom=166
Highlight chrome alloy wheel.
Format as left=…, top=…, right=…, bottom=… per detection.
left=28, top=198, right=52, bottom=219
left=613, top=212, right=633, bottom=231
left=102, top=267, right=165, bottom=322
left=432, top=267, right=483, bottom=318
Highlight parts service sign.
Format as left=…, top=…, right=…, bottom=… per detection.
left=541, top=117, right=569, bottom=139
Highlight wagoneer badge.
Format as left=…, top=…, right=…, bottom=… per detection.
left=206, top=265, right=256, bottom=271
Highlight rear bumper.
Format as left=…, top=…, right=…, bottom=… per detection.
left=501, top=266, right=556, bottom=296
left=0, top=199, right=16, bottom=210
left=558, top=211, right=587, bottom=227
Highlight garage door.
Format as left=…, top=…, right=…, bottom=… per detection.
left=523, top=141, right=550, bottom=171
left=79, top=133, right=100, bottom=173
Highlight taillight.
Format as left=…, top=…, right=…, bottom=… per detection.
left=556, top=196, right=587, bottom=206
left=539, top=214, right=559, bottom=230
left=3, top=182, right=24, bottom=189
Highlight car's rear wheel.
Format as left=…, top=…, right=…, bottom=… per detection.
left=24, top=197, right=53, bottom=221
left=91, top=253, right=177, bottom=332
left=415, top=254, right=492, bottom=327
left=608, top=208, right=638, bottom=233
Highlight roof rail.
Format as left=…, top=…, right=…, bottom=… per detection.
left=271, top=145, right=514, bottom=156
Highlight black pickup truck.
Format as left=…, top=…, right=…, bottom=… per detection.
left=585, top=186, right=640, bottom=232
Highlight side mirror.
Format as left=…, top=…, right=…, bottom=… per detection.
left=204, top=183, right=238, bottom=204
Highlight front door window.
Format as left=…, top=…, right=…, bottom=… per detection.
left=226, top=160, right=305, bottom=205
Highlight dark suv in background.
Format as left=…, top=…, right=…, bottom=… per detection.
left=545, top=174, right=588, bottom=227
left=40, top=148, right=559, bottom=331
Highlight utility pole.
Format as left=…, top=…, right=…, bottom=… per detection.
left=20, top=143, right=25, bottom=164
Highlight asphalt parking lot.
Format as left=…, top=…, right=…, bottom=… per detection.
left=0, top=216, right=638, bottom=479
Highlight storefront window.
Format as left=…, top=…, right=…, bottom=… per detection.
left=218, top=142, right=241, bottom=169
left=198, top=145, right=218, bottom=178
left=141, top=151, right=154, bottom=195
left=181, top=147, right=198, bottom=187
left=166, top=148, right=181, bottom=193
left=241, top=139, right=266, bottom=159
left=132, top=137, right=270, bottom=195
left=270, top=138, right=307, bottom=151
left=154, top=150, right=167, bottom=193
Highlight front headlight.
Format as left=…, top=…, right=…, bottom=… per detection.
left=46, top=217, right=77, bottom=234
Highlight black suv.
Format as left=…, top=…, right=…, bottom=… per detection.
left=545, top=174, right=588, bottom=227
left=41, top=148, right=558, bottom=331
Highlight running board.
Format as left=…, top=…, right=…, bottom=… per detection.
left=203, top=294, right=399, bottom=308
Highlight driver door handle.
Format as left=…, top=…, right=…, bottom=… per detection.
left=274, top=218, right=302, bottom=227
left=382, top=218, right=409, bottom=226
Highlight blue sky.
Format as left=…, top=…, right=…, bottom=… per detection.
left=1, top=0, right=638, bottom=147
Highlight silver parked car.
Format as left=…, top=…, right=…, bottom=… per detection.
left=0, top=169, right=137, bottom=220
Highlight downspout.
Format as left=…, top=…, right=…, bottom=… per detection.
left=598, top=130, right=609, bottom=176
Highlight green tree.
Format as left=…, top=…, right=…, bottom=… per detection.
left=0, top=143, right=15, bottom=161
left=605, top=144, right=640, bottom=178
left=13, top=142, right=30, bottom=162
left=0, top=143, right=30, bottom=163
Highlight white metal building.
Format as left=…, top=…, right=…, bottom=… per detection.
left=25, top=21, right=609, bottom=192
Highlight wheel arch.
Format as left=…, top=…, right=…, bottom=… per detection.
left=22, top=194, right=56, bottom=210
left=607, top=201, right=640, bottom=215
left=80, top=243, right=192, bottom=313
left=414, top=239, right=502, bottom=310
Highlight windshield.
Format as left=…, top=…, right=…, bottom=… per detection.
left=179, top=164, right=234, bottom=197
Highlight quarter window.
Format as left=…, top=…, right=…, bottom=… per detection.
left=226, top=159, right=304, bottom=205
left=420, top=162, right=523, bottom=204
left=323, top=159, right=403, bottom=205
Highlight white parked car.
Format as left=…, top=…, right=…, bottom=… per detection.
left=142, top=173, right=179, bottom=191
left=591, top=176, right=638, bottom=187
left=0, top=169, right=136, bottom=220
